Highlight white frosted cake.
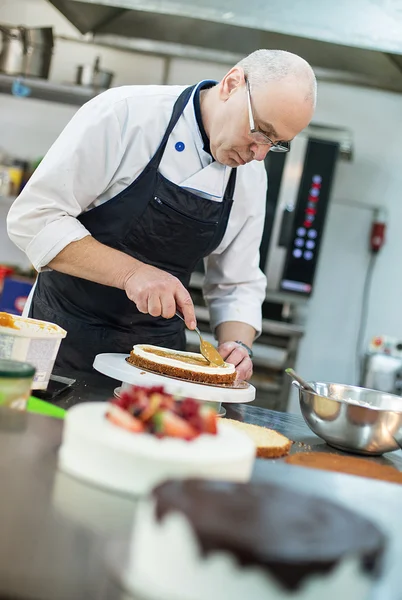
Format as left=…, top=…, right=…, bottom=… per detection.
left=127, top=344, right=236, bottom=385
left=123, top=480, right=385, bottom=600
left=58, top=386, right=255, bottom=496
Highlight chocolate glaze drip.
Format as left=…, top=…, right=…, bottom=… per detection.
left=153, top=480, right=385, bottom=591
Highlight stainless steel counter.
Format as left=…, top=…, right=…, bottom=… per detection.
left=1, top=372, right=402, bottom=600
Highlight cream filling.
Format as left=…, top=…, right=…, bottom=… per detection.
left=124, top=499, right=374, bottom=600
left=133, top=344, right=235, bottom=375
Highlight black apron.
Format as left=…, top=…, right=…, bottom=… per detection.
left=29, top=85, right=237, bottom=371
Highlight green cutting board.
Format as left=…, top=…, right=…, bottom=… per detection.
left=27, top=396, right=66, bottom=420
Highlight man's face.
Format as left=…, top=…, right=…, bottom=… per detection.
left=209, top=68, right=315, bottom=167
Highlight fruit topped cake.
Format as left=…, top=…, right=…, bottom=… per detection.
left=127, top=344, right=236, bottom=385
left=58, top=385, right=255, bottom=496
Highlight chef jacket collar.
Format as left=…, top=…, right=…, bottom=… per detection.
left=180, top=80, right=230, bottom=200
left=193, top=80, right=216, bottom=156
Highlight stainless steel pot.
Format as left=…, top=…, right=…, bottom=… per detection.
left=24, top=27, right=53, bottom=79
left=296, top=380, right=402, bottom=455
left=0, top=26, right=25, bottom=76
left=0, top=25, right=53, bottom=79
left=75, top=56, right=114, bottom=89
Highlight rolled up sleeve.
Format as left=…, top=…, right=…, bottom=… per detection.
left=7, top=93, right=123, bottom=271
left=203, top=164, right=267, bottom=337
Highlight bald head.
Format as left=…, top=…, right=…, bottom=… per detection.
left=200, top=49, right=316, bottom=167
left=237, top=49, right=317, bottom=108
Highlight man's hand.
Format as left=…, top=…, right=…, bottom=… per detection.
left=124, top=263, right=196, bottom=329
left=218, top=341, right=253, bottom=382
left=216, top=321, right=255, bottom=382
left=47, top=237, right=196, bottom=329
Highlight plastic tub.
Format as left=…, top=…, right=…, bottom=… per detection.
left=0, top=312, right=67, bottom=389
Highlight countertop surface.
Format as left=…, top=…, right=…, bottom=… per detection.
left=1, top=370, right=402, bottom=600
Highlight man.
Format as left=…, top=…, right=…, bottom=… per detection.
left=7, top=49, right=316, bottom=379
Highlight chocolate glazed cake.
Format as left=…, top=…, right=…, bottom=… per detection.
left=124, top=479, right=386, bottom=600
left=155, top=480, right=384, bottom=589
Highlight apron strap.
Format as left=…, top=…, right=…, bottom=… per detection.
left=224, top=166, right=237, bottom=200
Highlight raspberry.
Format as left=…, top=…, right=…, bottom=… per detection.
left=180, top=398, right=200, bottom=418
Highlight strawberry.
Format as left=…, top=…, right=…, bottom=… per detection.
left=152, top=410, right=199, bottom=440
left=107, top=404, right=145, bottom=433
left=199, top=405, right=218, bottom=435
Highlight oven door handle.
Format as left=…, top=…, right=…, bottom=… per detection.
left=278, top=206, right=295, bottom=248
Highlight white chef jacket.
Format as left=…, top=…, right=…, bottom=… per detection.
left=7, top=81, right=267, bottom=335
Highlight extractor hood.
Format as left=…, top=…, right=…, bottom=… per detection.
left=48, top=0, right=402, bottom=93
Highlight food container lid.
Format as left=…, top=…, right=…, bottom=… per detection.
left=0, top=359, right=35, bottom=378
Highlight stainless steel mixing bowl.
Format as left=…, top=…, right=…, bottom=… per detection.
left=297, top=381, right=402, bottom=455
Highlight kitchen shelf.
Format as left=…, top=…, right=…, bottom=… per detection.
left=193, top=296, right=304, bottom=340
left=0, top=73, right=102, bottom=106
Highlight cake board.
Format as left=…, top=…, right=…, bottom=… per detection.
left=93, top=353, right=255, bottom=416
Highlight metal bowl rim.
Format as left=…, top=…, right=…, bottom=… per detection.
left=300, top=381, right=402, bottom=414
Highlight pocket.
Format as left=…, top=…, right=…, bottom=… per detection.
left=153, top=196, right=219, bottom=225
left=123, top=195, right=219, bottom=273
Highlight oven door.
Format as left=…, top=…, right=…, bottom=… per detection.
left=262, top=135, right=339, bottom=296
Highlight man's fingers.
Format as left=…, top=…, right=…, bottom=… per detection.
left=218, top=341, right=238, bottom=360
left=136, top=295, right=149, bottom=313
left=175, top=285, right=196, bottom=329
left=244, top=363, right=253, bottom=381
left=160, top=293, right=176, bottom=319
left=224, top=347, right=247, bottom=367
left=148, top=294, right=162, bottom=317
left=125, top=265, right=197, bottom=326
left=235, top=357, right=253, bottom=382
left=217, top=342, right=253, bottom=381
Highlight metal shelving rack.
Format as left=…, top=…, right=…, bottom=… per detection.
left=0, top=73, right=101, bottom=106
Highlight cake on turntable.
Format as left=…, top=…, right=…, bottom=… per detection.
left=127, top=344, right=236, bottom=385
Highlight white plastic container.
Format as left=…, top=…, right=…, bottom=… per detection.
left=0, top=312, right=67, bottom=389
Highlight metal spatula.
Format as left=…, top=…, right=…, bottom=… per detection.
left=285, top=368, right=316, bottom=393
left=175, top=311, right=224, bottom=367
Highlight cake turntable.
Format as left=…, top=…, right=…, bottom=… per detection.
left=93, top=353, right=256, bottom=417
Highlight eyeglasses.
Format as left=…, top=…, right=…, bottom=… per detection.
left=245, top=78, right=290, bottom=152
